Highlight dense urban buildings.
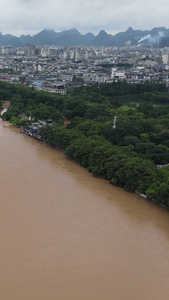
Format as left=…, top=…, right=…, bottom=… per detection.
left=0, top=43, right=169, bottom=93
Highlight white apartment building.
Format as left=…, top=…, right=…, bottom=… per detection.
left=111, top=68, right=126, bottom=81
left=162, top=54, right=169, bottom=65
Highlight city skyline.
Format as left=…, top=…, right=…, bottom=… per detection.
left=0, top=0, right=168, bottom=36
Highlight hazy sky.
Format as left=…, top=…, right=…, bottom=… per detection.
left=0, top=0, right=169, bottom=36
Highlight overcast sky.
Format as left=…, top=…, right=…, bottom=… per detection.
left=0, top=0, right=169, bottom=36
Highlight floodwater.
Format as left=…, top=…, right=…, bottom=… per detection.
left=0, top=120, right=169, bottom=300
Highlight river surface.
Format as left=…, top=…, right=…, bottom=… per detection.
left=0, top=120, right=169, bottom=300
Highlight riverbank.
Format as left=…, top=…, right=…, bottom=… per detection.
left=1, top=80, right=169, bottom=209
left=18, top=122, right=169, bottom=210
left=20, top=126, right=65, bottom=152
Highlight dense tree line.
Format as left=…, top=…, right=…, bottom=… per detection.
left=1, top=80, right=169, bottom=208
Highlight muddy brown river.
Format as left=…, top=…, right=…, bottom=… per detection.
left=0, top=120, right=169, bottom=300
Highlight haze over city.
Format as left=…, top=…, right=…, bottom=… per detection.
left=0, top=0, right=169, bottom=36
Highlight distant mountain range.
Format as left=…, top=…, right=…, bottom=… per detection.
left=1, top=27, right=169, bottom=47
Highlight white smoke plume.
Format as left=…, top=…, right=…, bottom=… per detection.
left=138, top=31, right=164, bottom=44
